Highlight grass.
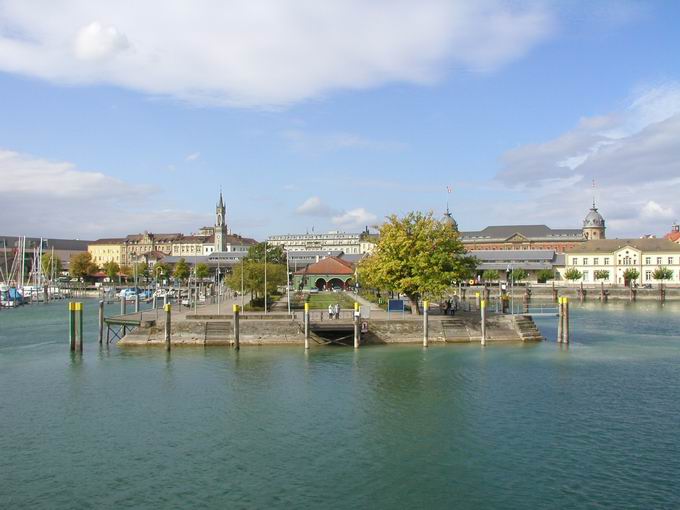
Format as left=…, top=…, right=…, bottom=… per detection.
left=306, top=292, right=356, bottom=310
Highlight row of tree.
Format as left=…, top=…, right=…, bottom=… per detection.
left=563, top=266, right=674, bottom=285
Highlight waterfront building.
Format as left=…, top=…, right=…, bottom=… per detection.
left=88, top=192, right=256, bottom=266
left=560, top=238, right=680, bottom=285
left=293, top=256, right=355, bottom=291
left=474, top=249, right=565, bottom=283
left=268, top=228, right=375, bottom=255
left=457, top=201, right=606, bottom=252
left=2, top=236, right=91, bottom=272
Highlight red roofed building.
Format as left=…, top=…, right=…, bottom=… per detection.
left=293, top=256, right=355, bottom=291
left=665, top=223, right=680, bottom=243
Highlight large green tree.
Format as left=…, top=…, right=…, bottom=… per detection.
left=69, top=252, right=99, bottom=280
left=482, top=269, right=500, bottom=283
left=594, top=269, right=610, bottom=281
left=358, top=211, right=476, bottom=314
left=153, top=262, right=170, bottom=280
left=41, top=252, right=62, bottom=278
left=536, top=269, right=554, bottom=283
left=623, top=268, right=640, bottom=286
left=653, top=267, right=673, bottom=284
left=246, top=243, right=286, bottom=265
left=511, top=268, right=528, bottom=283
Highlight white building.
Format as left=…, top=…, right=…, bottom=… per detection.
left=559, top=239, right=680, bottom=285
left=268, top=230, right=374, bottom=255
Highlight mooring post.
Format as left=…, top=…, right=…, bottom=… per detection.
left=481, top=299, right=487, bottom=346
left=423, top=300, right=429, bottom=347
left=353, top=302, right=360, bottom=349
left=523, top=289, right=530, bottom=314
left=233, top=304, right=240, bottom=350
left=552, top=281, right=558, bottom=303
left=134, top=294, right=139, bottom=313
left=120, top=295, right=126, bottom=316
left=68, top=302, right=76, bottom=351
left=74, top=302, right=83, bottom=353
left=475, top=291, right=480, bottom=310
left=44, top=284, right=49, bottom=303
left=600, top=281, right=606, bottom=302
left=98, top=300, right=104, bottom=345
left=164, top=303, right=172, bottom=352
left=304, top=302, right=310, bottom=349
left=152, top=294, right=157, bottom=309
left=557, top=297, right=564, bottom=343
left=563, top=297, right=570, bottom=344
left=579, top=282, right=585, bottom=303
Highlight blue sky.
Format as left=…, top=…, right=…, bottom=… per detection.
left=1, top=0, right=679, bottom=240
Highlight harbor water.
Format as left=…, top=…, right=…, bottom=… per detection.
left=1, top=300, right=679, bottom=509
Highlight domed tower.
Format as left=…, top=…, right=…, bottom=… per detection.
left=442, top=206, right=458, bottom=232
left=583, top=199, right=606, bottom=240
left=214, top=191, right=227, bottom=252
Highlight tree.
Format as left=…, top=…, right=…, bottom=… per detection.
left=41, top=252, right=62, bottom=278
left=132, top=261, right=149, bottom=280
left=102, top=261, right=120, bottom=282
left=594, top=269, right=610, bottom=281
left=226, top=261, right=286, bottom=299
left=623, top=268, right=640, bottom=286
left=653, top=266, right=673, bottom=284
left=358, top=211, right=476, bottom=314
left=482, top=269, right=500, bottom=283
left=119, top=265, right=132, bottom=283
left=246, top=243, right=286, bottom=265
left=511, top=268, right=528, bottom=283
left=564, top=267, right=583, bottom=282
left=195, top=262, right=210, bottom=280
left=536, top=269, right=554, bottom=283
left=69, top=252, right=99, bottom=280
left=173, top=258, right=190, bottom=281
left=153, top=262, right=170, bottom=280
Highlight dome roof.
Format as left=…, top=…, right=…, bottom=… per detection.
left=583, top=206, right=605, bottom=228
left=442, top=210, right=458, bottom=231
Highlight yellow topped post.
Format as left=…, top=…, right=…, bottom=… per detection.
left=304, top=301, right=310, bottom=348
left=304, top=302, right=309, bottom=312
left=480, top=299, right=487, bottom=346
left=422, top=300, right=429, bottom=347
left=232, top=304, right=240, bottom=313
left=354, top=302, right=360, bottom=312
left=164, top=303, right=171, bottom=312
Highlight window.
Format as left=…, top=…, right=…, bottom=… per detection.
left=646, top=270, right=653, bottom=281
left=657, top=257, right=662, bottom=265
left=582, top=271, right=589, bottom=282
left=623, top=256, right=632, bottom=265
left=645, top=257, right=651, bottom=265
left=604, top=258, right=609, bottom=265
left=572, top=258, right=578, bottom=265
left=669, top=257, right=674, bottom=265
left=583, top=258, right=588, bottom=265
left=593, top=258, right=599, bottom=265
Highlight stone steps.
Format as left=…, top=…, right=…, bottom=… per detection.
left=205, top=321, right=232, bottom=342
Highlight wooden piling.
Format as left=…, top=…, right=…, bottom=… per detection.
left=120, top=295, right=126, bottom=315
left=523, top=289, right=530, bottom=313
left=134, top=294, right=139, bottom=313
left=68, top=302, right=76, bottom=351
left=600, top=282, right=606, bottom=302
left=98, top=300, right=104, bottom=345
left=44, top=284, right=49, bottom=303
left=164, top=303, right=171, bottom=352
left=563, top=297, right=570, bottom=344
left=552, top=281, right=558, bottom=303
left=353, top=302, right=360, bottom=349
left=480, top=299, right=487, bottom=346
left=423, top=300, right=429, bottom=347
left=557, top=297, right=563, bottom=343
left=233, top=304, right=240, bottom=350
left=579, top=282, right=585, bottom=303
left=304, top=302, right=310, bottom=349
left=475, top=291, right=480, bottom=309
left=76, top=302, right=83, bottom=353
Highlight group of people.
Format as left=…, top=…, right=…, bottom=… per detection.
left=442, top=297, right=459, bottom=316
left=327, top=303, right=342, bottom=319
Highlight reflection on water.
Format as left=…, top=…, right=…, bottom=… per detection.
left=1, top=300, right=679, bottom=509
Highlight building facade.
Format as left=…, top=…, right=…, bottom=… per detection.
left=268, top=229, right=374, bottom=255
left=560, top=239, right=680, bottom=285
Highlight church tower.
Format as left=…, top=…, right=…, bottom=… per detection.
left=214, top=191, right=227, bottom=252
left=582, top=198, right=606, bottom=240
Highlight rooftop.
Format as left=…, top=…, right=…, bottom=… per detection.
left=566, top=239, right=680, bottom=254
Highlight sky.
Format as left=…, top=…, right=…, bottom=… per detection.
left=1, top=0, right=679, bottom=241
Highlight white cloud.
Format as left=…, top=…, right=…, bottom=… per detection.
left=74, top=21, right=129, bottom=61
left=332, top=208, right=377, bottom=229
left=295, top=196, right=336, bottom=217
left=0, top=148, right=209, bottom=238
left=495, top=83, right=680, bottom=236
left=185, top=152, right=200, bottom=161
left=0, top=0, right=554, bottom=107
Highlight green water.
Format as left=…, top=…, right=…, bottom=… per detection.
left=1, top=301, right=679, bottom=509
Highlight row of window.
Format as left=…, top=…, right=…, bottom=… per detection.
left=571, top=256, right=678, bottom=266
left=580, top=270, right=676, bottom=282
